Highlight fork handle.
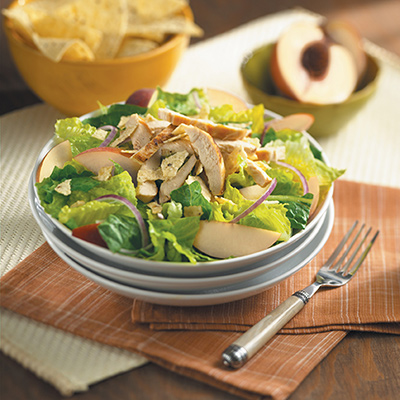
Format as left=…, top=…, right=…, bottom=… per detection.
left=222, top=292, right=309, bottom=368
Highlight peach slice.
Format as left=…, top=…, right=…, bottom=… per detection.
left=37, top=140, right=72, bottom=182
left=269, top=113, right=315, bottom=132
left=271, top=22, right=358, bottom=104
left=206, top=88, right=249, bottom=112
left=74, top=147, right=141, bottom=183
left=307, top=176, right=320, bottom=217
left=193, top=220, right=281, bottom=258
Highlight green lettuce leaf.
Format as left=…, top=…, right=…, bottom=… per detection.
left=36, top=163, right=99, bottom=218
left=146, top=99, right=167, bottom=118
left=225, top=156, right=255, bottom=188
left=55, top=118, right=101, bottom=156
left=98, top=214, right=143, bottom=253
left=210, top=103, right=265, bottom=134
left=266, top=166, right=303, bottom=196
left=269, top=193, right=313, bottom=230
left=153, top=87, right=207, bottom=116
left=59, top=200, right=134, bottom=230
left=170, top=182, right=212, bottom=219
left=82, top=103, right=147, bottom=128
left=278, top=135, right=345, bottom=186
left=36, top=160, right=137, bottom=228
left=146, top=216, right=201, bottom=263
left=211, top=178, right=292, bottom=241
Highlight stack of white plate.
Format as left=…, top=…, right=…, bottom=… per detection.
left=29, top=121, right=334, bottom=306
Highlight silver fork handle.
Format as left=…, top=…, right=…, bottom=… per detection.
left=222, top=290, right=311, bottom=368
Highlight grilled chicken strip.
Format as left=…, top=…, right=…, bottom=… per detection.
left=214, top=138, right=258, bottom=159
left=158, top=108, right=249, bottom=140
left=129, top=115, right=153, bottom=150
left=131, top=125, right=176, bottom=164
left=246, top=159, right=272, bottom=187
left=182, top=124, right=226, bottom=195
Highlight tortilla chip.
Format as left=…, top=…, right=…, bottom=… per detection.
left=127, top=16, right=203, bottom=37
left=2, top=7, right=35, bottom=45
left=128, top=31, right=166, bottom=44
left=3, top=0, right=202, bottom=61
left=55, top=0, right=129, bottom=59
left=28, top=12, right=103, bottom=53
left=32, top=33, right=95, bottom=62
left=116, top=37, right=158, bottom=58
left=128, top=0, right=188, bottom=21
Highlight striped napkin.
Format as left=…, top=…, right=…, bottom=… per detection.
left=1, top=180, right=399, bottom=400
left=132, top=180, right=400, bottom=334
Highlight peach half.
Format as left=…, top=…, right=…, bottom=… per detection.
left=271, top=22, right=358, bottom=105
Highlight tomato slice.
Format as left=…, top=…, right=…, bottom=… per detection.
left=72, top=223, right=107, bottom=248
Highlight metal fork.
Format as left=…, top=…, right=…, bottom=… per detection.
left=222, top=221, right=379, bottom=369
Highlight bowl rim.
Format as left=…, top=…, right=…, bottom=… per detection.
left=240, top=42, right=380, bottom=108
left=3, top=0, right=192, bottom=66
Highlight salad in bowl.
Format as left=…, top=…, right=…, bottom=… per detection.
left=34, top=87, right=344, bottom=264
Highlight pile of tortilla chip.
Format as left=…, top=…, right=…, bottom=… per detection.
left=3, top=0, right=203, bottom=62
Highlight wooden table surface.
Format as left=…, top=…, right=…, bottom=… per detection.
left=1, top=1, right=400, bottom=399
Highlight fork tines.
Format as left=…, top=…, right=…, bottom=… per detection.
left=327, top=221, right=379, bottom=276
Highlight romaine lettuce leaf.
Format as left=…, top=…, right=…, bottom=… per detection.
left=211, top=179, right=292, bottom=241
left=266, top=167, right=303, bottom=196
left=278, top=135, right=345, bottom=186
left=55, top=118, right=101, bottom=156
left=82, top=103, right=147, bottom=128
left=98, top=214, right=143, bottom=253
left=162, top=200, right=183, bottom=219
left=225, top=156, right=255, bottom=188
left=154, top=87, right=207, bottom=115
left=59, top=171, right=137, bottom=228
left=36, top=163, right=99, bottom=218
left=170, top=182, right=212, bottom=219
left=59, top=200, right=134, bottom=229
left=269, top=193, right=313, bottom=230
left=36, top=161, right=137, bottom=227
left=146, top=216, right=201, bottom=263
left=147, top=99, right=167, bottom=118
left=210, top=103, right=265, bottom=134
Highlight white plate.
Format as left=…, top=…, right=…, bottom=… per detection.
left=37, top=202, right=328, bottom=293
left=41, top=201, right=334, bottom=306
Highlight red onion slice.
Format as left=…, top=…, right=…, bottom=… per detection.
left=230, top=178, right=277, bottom=224
left=275, top=161, right=309, bottom=195
left=98, top=125, right=117, bottom=147
left=192, top=91, right=202, bottom=111
left=95, top=194, right=149, bottom=248
left=260, top=121, right=273, bottom=145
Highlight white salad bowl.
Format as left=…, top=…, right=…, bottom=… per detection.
left=38, top=201, right=334, bottom=306
left=29, top=105, right=334, bottom=280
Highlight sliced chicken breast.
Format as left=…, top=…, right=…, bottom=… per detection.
left=183, top=124, right=226, bottom=195
left=158, top=108, right=249, bottom=140
left=246, top=159, right=272, bottom=187
left=131, top=125, right=176, bottom=164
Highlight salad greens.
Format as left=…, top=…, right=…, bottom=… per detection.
left=36, top=87, right=345, bottom=263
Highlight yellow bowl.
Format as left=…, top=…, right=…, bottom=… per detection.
left=3, top=2, right=192, bottom=116
left=240, top=43, right=380, bottom=137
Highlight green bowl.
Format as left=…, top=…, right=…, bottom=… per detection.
left=240, top=43, right=380, bottom=137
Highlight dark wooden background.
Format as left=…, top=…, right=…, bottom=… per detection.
left=1, top=1, right=400, bottom=399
